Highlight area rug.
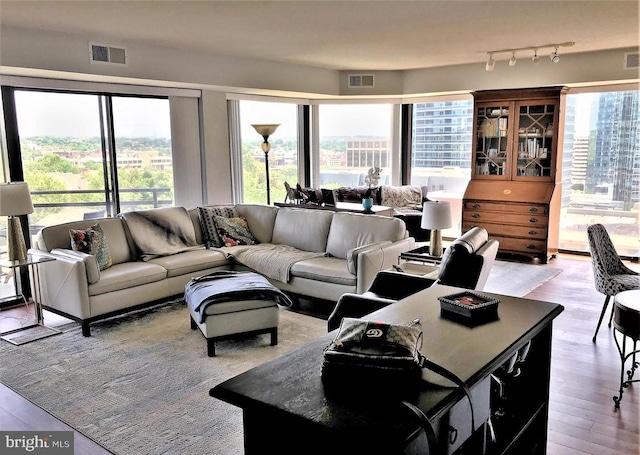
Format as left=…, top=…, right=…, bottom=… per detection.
left=483, top=260, right=562, bottom=297
left=0, top=264, right=560, bottom=454
left=0, top=301, right=326, bottom=455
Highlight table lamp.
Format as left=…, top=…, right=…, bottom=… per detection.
left=421, top=200, right=452, bottom=257
left=0, top=181, right=35, bottom=261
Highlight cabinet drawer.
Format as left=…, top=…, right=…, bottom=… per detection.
left=463, top=201, right=548, bottom=215
left=463, top=211, right=548, bottom=226
left=463, top=222, right=547, bottom=240
left=495, top=236, right=546, bottom=254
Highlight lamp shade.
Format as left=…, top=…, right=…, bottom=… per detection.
left=0, top=182, right=34, bottom=216
left=251, top=124, right=280, bottom=137
left=421, top=200, right=452, bottom=230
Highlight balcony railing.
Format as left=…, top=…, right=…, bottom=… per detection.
left=31, top=187, right=173, bottom=214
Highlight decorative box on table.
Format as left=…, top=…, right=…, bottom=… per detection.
left=438, top=291, right=500, bottom=326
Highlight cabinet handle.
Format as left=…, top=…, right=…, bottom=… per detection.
left=528, top=230, right=538, bottom=235
left=526, top=244, right=536, bottom=249
left=472, top=213, right=480, bottom=219
left=529, top=218, right=538, bottom=223
left=529, top=207, right=538, bottom=213
left=472, top=204, right=480, bottom=209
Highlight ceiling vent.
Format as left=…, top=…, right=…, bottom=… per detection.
left=623, top=52, right=639, bottom=70
left=348, top=74, right=375, bottom=88
left=89, top=42, right=127, bottom=65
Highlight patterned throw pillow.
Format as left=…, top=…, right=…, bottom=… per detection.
left=69, top=223, right=113, bottom=271
left=198, top=206, right=239, bottom=248
left=212, top=215, right=258, bottom=247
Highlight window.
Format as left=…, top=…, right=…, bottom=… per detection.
left=410, top=99, right=474, bottom=236
left=10, top=89, right=173, bottom=232
left=560, top=90, right=640, bottom=256
left=317, top=104, right=393, bottom=188
left=238, top=100, right=298, bottom=204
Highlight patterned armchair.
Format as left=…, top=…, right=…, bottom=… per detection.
left=587, top=224, right=640, bottom=342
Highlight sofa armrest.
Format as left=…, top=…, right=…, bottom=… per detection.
left=27, top=249, right=92, bottom=319
left=346, top=241, right=391, bottom=275
left=51, top=248, right=100, bottom=284
left=355, top=237, right=416, bottom=294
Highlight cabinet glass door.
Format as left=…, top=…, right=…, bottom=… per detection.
left=515, top=102, right=555, bottom=180
left=474, top=104, right=510, bottom=178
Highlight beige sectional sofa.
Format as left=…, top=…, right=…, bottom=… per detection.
left=30, top=204, right=414, bottom=336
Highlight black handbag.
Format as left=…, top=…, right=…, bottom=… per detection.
left=322, top=318, right=425, bottom=399
left=322, top=318, right=475, bottom=454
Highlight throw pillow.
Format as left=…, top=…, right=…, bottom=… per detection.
left=69, top=223, right=113, bottom=271
left=198, top=206, right=239, bottom=248
left=212, top=215, right=258, bottom=247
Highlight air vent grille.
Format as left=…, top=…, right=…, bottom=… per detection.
left=624, top=52, right=639, bottom=70
left=348, top=74, right=375, bottom=88
left=90, top=42, right=127, bottom=65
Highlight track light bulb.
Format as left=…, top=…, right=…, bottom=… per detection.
left=532, top=49, right=540, bottom=65
left=550, top=47, right=560, bottom=63
left=486, top=54, right=495, bottom=71
left=509, top=52, right=517, bottom=67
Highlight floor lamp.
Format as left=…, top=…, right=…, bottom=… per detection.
left=251, top=124, right=280, bottom=205
left=0, top=181, right=35, bottom=261
left=421, top=200, right=452, bottom=257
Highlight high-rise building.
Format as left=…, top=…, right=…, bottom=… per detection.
left=412, top=100, right=473, bottom=168
left=571, top=136, right=589, bottom=185
left=591, top=91, right=640, bottom=208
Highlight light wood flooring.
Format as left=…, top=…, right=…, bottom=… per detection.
left=1, top=253, right=638, bottom=454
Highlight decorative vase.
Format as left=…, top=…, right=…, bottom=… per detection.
left=362, top=197, right=374, bottom=211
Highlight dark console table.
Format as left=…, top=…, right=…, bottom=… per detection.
left=210, top=284, right=563, bottom=455
left=275, top=201, right=394, bottom=216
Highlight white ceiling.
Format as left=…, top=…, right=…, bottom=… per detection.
left=0, top=0, right=638, bottom=71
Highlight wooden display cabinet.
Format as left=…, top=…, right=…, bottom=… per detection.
left=464, top=87, right=567, bottom=263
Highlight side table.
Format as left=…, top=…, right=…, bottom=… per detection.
left=612, top=289, right=640, bottom=408
left=0, top=255, right=61, bottom=345
left=399, top=245, right=445, bottom=266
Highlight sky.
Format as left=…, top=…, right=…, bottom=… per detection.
left=14, top=91, right=171, bottom=138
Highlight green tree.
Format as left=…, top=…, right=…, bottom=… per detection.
left=25, top=172, right=71, bottom=223
left=23, top=154, right=79, bottom=174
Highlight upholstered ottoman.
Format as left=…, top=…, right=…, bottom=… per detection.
left=185, top=271, right=290, bottom=356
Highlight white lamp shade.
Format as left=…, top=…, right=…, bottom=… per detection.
left=251, top=124, right=280, bottom=137
left=0, top=182, right=34, bottom=216
left=421, top=200, right=452, bottom=230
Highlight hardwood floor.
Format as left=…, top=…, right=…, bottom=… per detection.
left=1, top=253, right=638, bottom=454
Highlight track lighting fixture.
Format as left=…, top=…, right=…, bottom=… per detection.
left=532, top=49, right=540, bottom=65
left=485, top=54, right=495, bottom=71
left=484, top=41, right=574, bottom=71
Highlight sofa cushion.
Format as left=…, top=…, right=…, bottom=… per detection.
left=236, top=204, right=279, bottom=243
left=198, top=205, right=239, bottom=248
left=272, top=208, right=334, bottom=253
left=88, top=262, right=167, bottom=296
left=69, top=223, right=113, bottom=271
left=326, top=212, right=407, bottom=259
left=213, top=215, right=258, bottom=247
left=147, top=248, right=229, bottom=277
left=290, top=256, right=357, bottom=286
